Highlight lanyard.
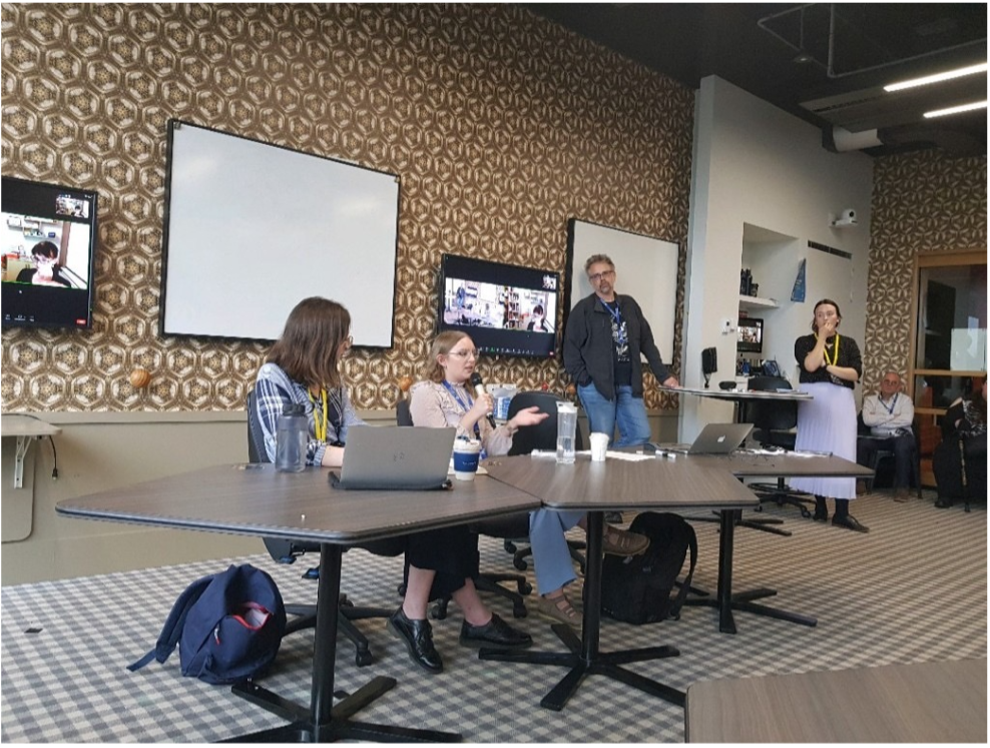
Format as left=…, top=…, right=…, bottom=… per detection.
left=822, top=334, right=840, bottom=366
left=602, top=300, right=622, bottom=327
left=441, top=380, right=482, bottom=440
left=308, top=389, right=328, bottom=442
left=881, top=393, right=898, bottom=415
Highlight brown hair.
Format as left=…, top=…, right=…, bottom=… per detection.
left=422, top=330, right=470, bottom=383
left=31, top=240, right=59, bottom=260
left=584, top=254, right=614, bottom=273
left=811, top=298, right=842, bottom=334
left=266, top=297, right=350, bottom=389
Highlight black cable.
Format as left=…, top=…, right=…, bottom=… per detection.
left=48, top=434, right=58, bottom=479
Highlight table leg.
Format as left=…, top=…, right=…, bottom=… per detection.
left=684, top=510, right=817, bottom=633
left=480, top=511, right=683, bottom=711
left=227, top=544, right=461, bottom=743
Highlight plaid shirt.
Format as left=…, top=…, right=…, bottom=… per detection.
left=254, top=362, right=364, bottom=465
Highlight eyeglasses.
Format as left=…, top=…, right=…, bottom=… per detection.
left=882, top=379, right=900, bottom=385
left=588, top=269, right=615, bottom=283
left=448, top=349, right=478, bottom=360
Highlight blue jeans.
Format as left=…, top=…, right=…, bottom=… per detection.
left=577, top=383, right=651, bottom=448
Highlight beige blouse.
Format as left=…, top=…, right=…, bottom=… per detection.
left=408, top=380, right=515, bottom=456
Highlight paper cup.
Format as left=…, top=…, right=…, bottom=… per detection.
left=589, top=432, right=609, bottom=462
left=452, top=439, right=482, bottom=481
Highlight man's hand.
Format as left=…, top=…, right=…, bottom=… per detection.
left=662, top=376, right=680, bottom=388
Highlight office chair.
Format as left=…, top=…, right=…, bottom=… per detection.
left=741, top=376, right=816, bottom=519
left=396, top=397, right=532, bottom=620
left=247, top=390, right=401, bottom=666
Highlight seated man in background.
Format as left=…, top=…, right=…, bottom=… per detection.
left=856, top=371, right=915, bottom=502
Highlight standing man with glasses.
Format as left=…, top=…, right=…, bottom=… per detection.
left=856, top=370, right=916, bottom=501
left=564, top=254, right=678, bottom=447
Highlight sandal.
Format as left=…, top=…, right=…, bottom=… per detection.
left=535, top=592, right=581, bottom=627
left=602, top=526, right=650, bottom=556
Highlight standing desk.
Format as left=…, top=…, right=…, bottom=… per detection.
left=480, top=453, right=759, bottom=712
left=56, top=464, right=541, bottom=743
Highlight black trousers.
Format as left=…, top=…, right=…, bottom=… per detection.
left=404, top=525, right=480, bottom=600
left=856, top=432, right=915, bottom=488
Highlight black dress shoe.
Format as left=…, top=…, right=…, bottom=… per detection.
left=813, top=506, right=828, bottom=522
left=387, top=607, right=443, bottom=673
left=832, top=514, right=869, bottom=533
left=459, top=613, right=532, bottom=650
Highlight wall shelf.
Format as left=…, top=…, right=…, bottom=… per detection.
left=739, top=294, right=779, bottom=311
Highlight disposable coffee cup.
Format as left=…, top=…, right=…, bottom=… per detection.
left=452, top=439, right=482, bottom=481
left=589, top=432, right=609, bottom=462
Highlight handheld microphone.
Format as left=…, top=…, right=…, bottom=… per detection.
left=469, top=372, right=497, bottom=430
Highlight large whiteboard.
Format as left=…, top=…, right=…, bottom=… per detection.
left=161, top=121, right=400, bottom=345
left=565, top=219, right=679, bottom=361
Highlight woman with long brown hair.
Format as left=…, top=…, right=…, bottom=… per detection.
left=253, top=297, right=358, bottom=466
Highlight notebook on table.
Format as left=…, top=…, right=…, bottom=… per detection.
left=662, top=423, right=754, bottom=456
left=330, top=426, right=456, bottom=490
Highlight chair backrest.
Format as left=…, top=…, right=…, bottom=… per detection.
left=396, top=398, right=414, bottom=427
left=506, top=390, right=584, bottom=455
left=739, top=378, right=798, bottom=433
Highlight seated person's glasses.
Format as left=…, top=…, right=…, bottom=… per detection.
left=448, top=349, right=478, bottom=359
left=588, top=270, right=615, bottom=283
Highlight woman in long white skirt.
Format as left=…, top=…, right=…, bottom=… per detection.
left=791, top=299, right=868, bottom=532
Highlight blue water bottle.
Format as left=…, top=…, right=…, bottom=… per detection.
left=275, top=403, right=307, bottom=472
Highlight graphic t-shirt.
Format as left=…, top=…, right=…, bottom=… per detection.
left=603, top=300, right=632, bottom=387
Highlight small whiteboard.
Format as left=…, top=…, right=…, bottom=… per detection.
left=565, top=219, right=679, bottom=361
left=160, top=121, right=400, bottom=345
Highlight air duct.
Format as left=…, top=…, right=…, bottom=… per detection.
left=824, top=126, right=883, bottom=152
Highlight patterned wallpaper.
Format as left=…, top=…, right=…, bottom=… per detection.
left=0, top=3, right=694, bottom=412
left=864, top=150, right=987, bottom=390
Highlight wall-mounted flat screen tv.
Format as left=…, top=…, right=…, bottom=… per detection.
left=737, top=316, right=764, bottom=354
left=438, top=254, right=560, bottom=358
left=1, top=176, right=98, bottom=329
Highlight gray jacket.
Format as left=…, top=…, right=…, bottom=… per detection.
left=563, top=293, right=669, bottom=401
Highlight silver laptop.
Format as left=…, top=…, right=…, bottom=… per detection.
left=333, top=426, right=456, bottom=490
left=664, top=423, right=753, bottom=456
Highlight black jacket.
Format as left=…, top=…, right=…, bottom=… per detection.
left=563, top=293, right=669, bottom=401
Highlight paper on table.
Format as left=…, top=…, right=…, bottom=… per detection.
left=604, top=451, right=654, bottom=462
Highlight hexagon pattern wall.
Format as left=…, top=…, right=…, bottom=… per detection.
left=1, top=3, right=694, bottom=412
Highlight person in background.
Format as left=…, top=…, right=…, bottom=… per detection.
left=408, top=331, right=649, bottom=630
left=790, top=299, right=866, bottom=532
left=253, top=297, right=360, bottom=466
left=934, top=375, right=986, bottom=508
left=16, top=240, right=72, bottom=288
left=527, top=304, right=550, bottom=332
left=856, top=371, right=916, bottom=502
left=563, top=254, right=678, bottom=447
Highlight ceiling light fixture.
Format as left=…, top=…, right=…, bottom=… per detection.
left=923, top=100, right=988, bottom=119
left=884, top=62, right=988, bottom=92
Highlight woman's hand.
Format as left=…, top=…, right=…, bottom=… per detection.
left=508, top=406, right=549, bottom=430
left=466, top=392, right=493, bottom=425
left=818, top=317, right=838, bottom=338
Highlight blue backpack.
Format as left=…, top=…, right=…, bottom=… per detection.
left=128, top=564, right=287, bottom=685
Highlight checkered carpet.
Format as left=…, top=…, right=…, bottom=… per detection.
left=2, top=490, right=986, bottom=743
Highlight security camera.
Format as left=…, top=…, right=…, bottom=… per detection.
left=831, top=208, right=857, bottom=228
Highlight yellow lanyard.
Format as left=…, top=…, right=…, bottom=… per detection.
left=822, top=334, right=840, bottom=367
left=308, top=389, right=328, bottom=442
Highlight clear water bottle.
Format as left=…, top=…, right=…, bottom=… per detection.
left=556, top=401, right=577, bottom=465
left=275, top=403, right=307, bottom=472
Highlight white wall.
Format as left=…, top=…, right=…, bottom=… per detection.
left=683, top=76, right=874, bottom=440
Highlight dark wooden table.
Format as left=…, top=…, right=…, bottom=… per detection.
left=480, top=453, right=759, bottom=712
left=57, top=464, right=542, bottom=743
left=686, top=658, right=987, bottom=743
left=684, top=451, right=875, bottom=634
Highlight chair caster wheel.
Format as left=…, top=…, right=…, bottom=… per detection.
left=340, top=596, right=354, bottom=608
left=754, top=504, right=764, bottom=513
left=512, top=605, right=528, bottom=618
left=355, top=651, right=373, bottom=667
left=397, top=583, right=406, bottom=597
left=800, top=507, right=811, bottom=518
left=518, top=581, right=533, bottom=595
left=504, top=540, right=517, bottom=554
left=430, top=602, right=449, bottom=620
left=513, top=559, right=528, bottom=571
